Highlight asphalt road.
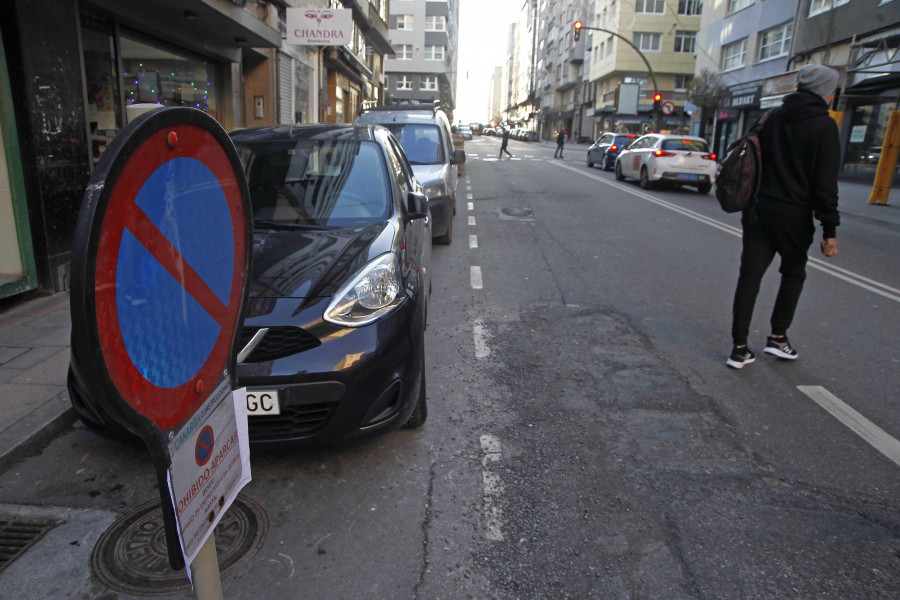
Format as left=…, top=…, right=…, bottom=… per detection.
left=0, top=135, right=897, bottom=599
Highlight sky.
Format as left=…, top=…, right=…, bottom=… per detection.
left=454, top=0, right=523, bottom=124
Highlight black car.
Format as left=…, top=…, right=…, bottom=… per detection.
left=231, top=124, right=432, bottom=444
left=587, top=132, right=637, bottom=171
left=69, top=124, right=432, bottom=445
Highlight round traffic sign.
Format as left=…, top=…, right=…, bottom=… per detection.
left=195, top=426, right=215, bottom=466
left=70, top=108, right=251, bottom=440
left=661, top=101, right=676, bottom=116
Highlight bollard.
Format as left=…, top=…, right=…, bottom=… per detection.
left=869, top=110, right=900, bottom=205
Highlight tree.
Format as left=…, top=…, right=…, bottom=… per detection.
left=687, top=69, right=727, bottom=139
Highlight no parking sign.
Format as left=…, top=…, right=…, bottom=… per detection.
left=70, top=107, right=253, bottom=575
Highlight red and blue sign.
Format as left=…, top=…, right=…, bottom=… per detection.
left=195, top=426, right=215, bottom=466
left=90, top=117, right=249, bottom=431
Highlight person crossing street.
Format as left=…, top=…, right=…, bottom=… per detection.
left=499, top=128, right=512, bottom=159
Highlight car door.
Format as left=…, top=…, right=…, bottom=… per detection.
left=619, top=136, right=643, bottom=178
left=628, top=135, right=657, bottom=177
left=385, top=135, right=430, bottom=295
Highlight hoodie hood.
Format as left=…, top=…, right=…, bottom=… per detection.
left=780, top=91, right=830, bottom=123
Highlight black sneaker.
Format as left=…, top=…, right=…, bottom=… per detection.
left=764, top=336, right=799, bottom=360
left=726, top=346, right=756, bottom=369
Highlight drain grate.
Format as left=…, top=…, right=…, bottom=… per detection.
left=0, top=518, right=58, bottom=574
left=92, top=494, right=267, bottom=596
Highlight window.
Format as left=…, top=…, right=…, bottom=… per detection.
left=424, top=45, right=444, bottom=60
left=633, top=32, right=661, bottom=52
left=396, top=14, right=414, bottom=30
left=809, top=0, right=850, bottom=16
left=674, top=31, right=696, bottom=53
left=678, top=0, right=703, bottom=15
left=636, top=0, right=665, bottom=13
left=722, top=39, right=747, bottom=71
left=727, top=0, right=753, bottom=14
left=758, top=22, right=793, bottom=61
left=425, top=15, right=446, bottom=31
left=396, top=75, right=411, bottom=90
left=396, top=45, right=413, bottom=59
left=420, top=76, right=437, bottom=91
left=675, top=74, right=693, bottom=90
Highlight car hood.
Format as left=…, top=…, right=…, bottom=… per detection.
left=248, top=221, right=395, bottom=300
left=410, top=164, right=447, bottom=185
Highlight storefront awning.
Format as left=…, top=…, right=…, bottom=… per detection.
left=844, top=72, right=900, bottom=96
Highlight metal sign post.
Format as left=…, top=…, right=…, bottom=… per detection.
left=70, top=106, right=252, bottom=598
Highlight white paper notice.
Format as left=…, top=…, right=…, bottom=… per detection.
left=167, top=382, right=252, bottom=568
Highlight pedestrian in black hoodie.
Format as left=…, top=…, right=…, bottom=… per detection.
left=727, top=64, right=841, bottom=369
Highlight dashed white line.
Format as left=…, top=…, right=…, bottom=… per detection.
left=474, top=319, right=490, bottom=359
left=470, top=266, right=483, bottom=289
left=480, top=434, right=504, bottom=541
left=467, top=193, right=473, bottom=200
left=468, top=216, right=476, bottom=226
left=467, top=202, right=474, bottom=211
left=469, top=234, right=478, bottom=249
left=797, top=386, right=900, bottom=466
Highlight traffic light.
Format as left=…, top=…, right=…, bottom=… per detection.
left=574, top=21, right=582, bottom=42
left=653, top=93, right=662, bottom=113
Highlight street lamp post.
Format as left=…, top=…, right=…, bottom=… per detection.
left=573, top=21, right=662, bottom=131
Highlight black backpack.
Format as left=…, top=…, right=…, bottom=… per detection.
left=715, top=109, right=774, bottom=213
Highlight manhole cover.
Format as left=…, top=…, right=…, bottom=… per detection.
left=498, top=207, right=534, bottom=220
left=92, top=494, right=267, bottom=595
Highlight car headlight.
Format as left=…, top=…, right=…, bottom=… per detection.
left=422, top=179, right=447, bottom=199
left=324, top=252, right=405, bottom=327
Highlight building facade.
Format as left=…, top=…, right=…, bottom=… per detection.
left=384, top=0, right=460, bottom=111
left=587, top=0, right=700, bottom=139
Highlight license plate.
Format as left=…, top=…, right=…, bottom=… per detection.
left=678, top=173, right=699, bottom=180
left=246, top=389, right=280, bottom=415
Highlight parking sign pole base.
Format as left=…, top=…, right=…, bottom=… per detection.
left=193, top=532, right=224, bottom=600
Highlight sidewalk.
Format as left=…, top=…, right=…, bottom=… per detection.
left=0, top=179, right=897, bottom=475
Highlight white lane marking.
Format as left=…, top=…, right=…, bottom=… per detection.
left=797, top=386, right=900, bottom=466
left=467, top=202, right=474, bottom=211
left=474, top=319, right=491, bottom=358
left=469, top=234, right=478, bottom=249
left=470, top=266, right=483, bottom=289
left=551, top=161, right=900, bottom=304
left=480, top=434, right=504, bottom=541
left=467, top=193, right=474, bottom=200
left=468, top=216, right=476, bottom=226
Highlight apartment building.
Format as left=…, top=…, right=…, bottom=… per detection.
left=384, top=0, right=460, bottom=110
left=587, top=0, right=701, bottom=138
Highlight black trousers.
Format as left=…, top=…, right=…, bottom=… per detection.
left=554, top=142, right=564, bottom=157
left=731, top=211, right=815, bottom=346
left=499, top=143, right=511, bottom=157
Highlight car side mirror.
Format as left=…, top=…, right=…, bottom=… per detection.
left=406, top=191, right=428, bottom=221
left=451, top=149, right=466, bottom=165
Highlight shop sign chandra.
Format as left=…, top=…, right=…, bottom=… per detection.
left=287, top=8, right=352, bottom=46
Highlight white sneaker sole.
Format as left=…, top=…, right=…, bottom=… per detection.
left=726, top=356, right=755, bottom=369
left=764, top=347, right=798, bottom=360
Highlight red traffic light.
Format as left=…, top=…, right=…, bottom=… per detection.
left=653, top=93, right=662, bottom=102
left=574, top=21, right=583, bottom=30
left=573, top=21, right=583, bottom=41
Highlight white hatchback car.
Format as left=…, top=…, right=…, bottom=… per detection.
left=614, top=134, right=717, bottom=194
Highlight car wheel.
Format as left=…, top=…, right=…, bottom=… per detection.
left=640, top=167, right=653, bottom=189
left=434, top=214, right=452, bottom=245
left=615, top=161, right=625, bottom=181
left=404, top=357, right=427, bottom=429
left=698, top=182, right=712, bottom=194
left=587, top=153, right=593, bottom=168
left=68, top=367, right=135, bottom=441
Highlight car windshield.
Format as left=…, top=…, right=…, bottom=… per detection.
left=381, top=124, right=445, bottom=165
left=662, top=139, right=709, bottom=152
left=236, top=139, right=391, bottom=227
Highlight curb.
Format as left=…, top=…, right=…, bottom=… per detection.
left=0, top=390, right=77, bottom=474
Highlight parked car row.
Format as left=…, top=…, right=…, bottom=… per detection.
left=68, top=105, right=465, bottom=449
left=589, top=131, right=717, bottom=194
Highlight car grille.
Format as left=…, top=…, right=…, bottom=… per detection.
left=238, top=326, right=321, bottom=363
left=248, top=402, right=337, bottom=441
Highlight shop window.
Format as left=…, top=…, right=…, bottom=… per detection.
left=120, top=36, right=218, bottom=118
left=82, top=29, right=122, bottom=164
